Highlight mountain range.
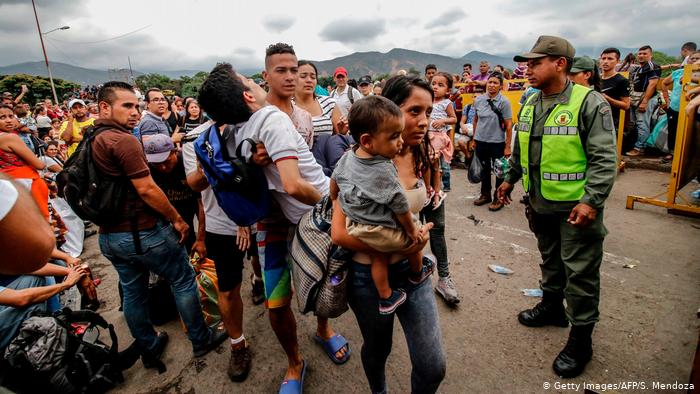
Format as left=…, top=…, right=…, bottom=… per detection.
left=0, top=48, right=515, bottom=85
left=0, top=61, right=201, bottom=86
left=0, top=46, right=681, bottom=85
left=311, top=48, right=515, bottom=78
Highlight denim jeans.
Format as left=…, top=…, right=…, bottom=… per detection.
left=632, top=96, right=659, bottom=149
left=0, top=276, right=48, bottom=349
left=349, top=260, right=446, bottom=394
left=420, top=203, right=450, bottom=278
left=99, top=221, right=210, bottom=352
left=440, top=157, right=451, bottom=190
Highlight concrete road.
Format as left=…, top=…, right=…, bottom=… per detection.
left=81, top=168, right=699, bottom=393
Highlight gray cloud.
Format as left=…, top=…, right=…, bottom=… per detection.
left=7, top=26, right=262, bottom=73
left=502, top=0, right=696, bottom=52
left=0, top=0, right=86, bottom=33
left=319, top=18, right=386, bottom=44
left=430, top=26, right=460, bottom=37
left=425, top=7, right=466, bottom=29
left=262, top=16, right=295, bottom=33
left=3, top=0, right=698, bottom=77
left=461, top=31, right=510, bottom=52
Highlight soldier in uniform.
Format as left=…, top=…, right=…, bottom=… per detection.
left=496, top=36, right=618, bottom=378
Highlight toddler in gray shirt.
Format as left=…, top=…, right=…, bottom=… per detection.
left=330, top=96, right=432, bottom=315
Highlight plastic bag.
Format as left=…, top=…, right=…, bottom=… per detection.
left=50, top=197, right=84, bottom=257
left=645, top=114, right=669, bottom=153
left=191, top=257, right=221, bottom=327
left=468, top=153, right=483, bottom=184
left=492, top=157, right=510, bottom=179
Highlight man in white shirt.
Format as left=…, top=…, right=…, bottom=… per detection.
left=197, top=60, right=348, bottom=393
left=330, top=66, right=363, bottom=117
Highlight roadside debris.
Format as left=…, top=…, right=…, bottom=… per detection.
left=488, top=264, right=513, bottom=275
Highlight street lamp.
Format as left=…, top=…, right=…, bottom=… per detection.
left=30, top=0, right=69, bottom=105
left=42, top=26, right=70, bottom=35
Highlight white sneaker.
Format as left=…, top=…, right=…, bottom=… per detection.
left=435, top=276, right=460, bottom=304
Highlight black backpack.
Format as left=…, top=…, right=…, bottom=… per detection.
left=3, top=308, right=141, bottom=394
left=56, top=126, right=133, bottom=227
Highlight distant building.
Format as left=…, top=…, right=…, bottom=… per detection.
left=107, top=68, right=132, bottom=83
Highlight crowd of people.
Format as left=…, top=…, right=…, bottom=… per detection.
left=0, top=36, right=698, bottom=394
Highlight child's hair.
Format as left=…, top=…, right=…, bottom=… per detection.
left=13, top=105, right=27, bottom=118
left=432, top=71, right=453, bottom=90
left=347, top=95, right=402, bottom=144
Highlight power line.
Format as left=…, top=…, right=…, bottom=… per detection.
left=45, top=39, right=73, bottom=65
left=46, top=25, right=151, bottom=45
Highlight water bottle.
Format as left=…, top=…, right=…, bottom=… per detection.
left=330, top=274, right=342, bottom=286
left=691, top=189, right=700, bottom=205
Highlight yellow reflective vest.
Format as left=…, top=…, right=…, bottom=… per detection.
left=517, top=84, right=591, bottom=201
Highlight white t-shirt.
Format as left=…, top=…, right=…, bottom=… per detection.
left=0, top=180, right=19, bottom=221
left=40, top=156, right=63, bottom=179
left=331, top=86, right=364, bottom=117
left=236, top=106, right=329, bottom=224
left=36, top=115, right=52, bottom=128
left=182, top=121, right=238, bottom=236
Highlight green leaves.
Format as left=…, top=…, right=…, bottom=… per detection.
left=0, top=73, right=80, bottom=104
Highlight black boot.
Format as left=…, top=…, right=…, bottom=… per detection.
left=553, top=324, right=594, bottom=378
left=517, top=291, right=569, bottom=327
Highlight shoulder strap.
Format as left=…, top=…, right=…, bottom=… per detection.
left=347, top=88, right=354, bottom=105
left=232, top=108, right=277, bottom=160
left=486, top=98, right=506, bottom=131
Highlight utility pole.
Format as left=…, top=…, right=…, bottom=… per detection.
left=31, top=0, right=59, bottom=105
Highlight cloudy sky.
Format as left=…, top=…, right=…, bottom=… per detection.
left=0, top=0, right=696, bottom=72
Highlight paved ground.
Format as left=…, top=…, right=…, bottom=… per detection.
left=81, top=167, right=700, bottom=394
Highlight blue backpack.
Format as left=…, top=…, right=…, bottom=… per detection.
left=194, top=123, right=270, bottom=226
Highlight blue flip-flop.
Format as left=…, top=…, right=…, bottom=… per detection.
left=279, top=360, right=307, bottom=394
left=314, top=334, right=351, bottom=364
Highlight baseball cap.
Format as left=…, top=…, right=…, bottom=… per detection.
left=143, top=134, right=175, bottom=163
left=334, top=67, right=348, bottom=78
left=513, top=35, right=576, bottom=62
left=68, top=99, right=86, bottom=109
left=358, top=75, right=372, bottom=86
left=570, top=56, right=596, bottom=73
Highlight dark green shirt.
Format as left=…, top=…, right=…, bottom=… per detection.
left=505, top=81, right=618, bottom=214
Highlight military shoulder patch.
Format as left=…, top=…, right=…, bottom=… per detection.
left=599, top=105, right=614, bottom=132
